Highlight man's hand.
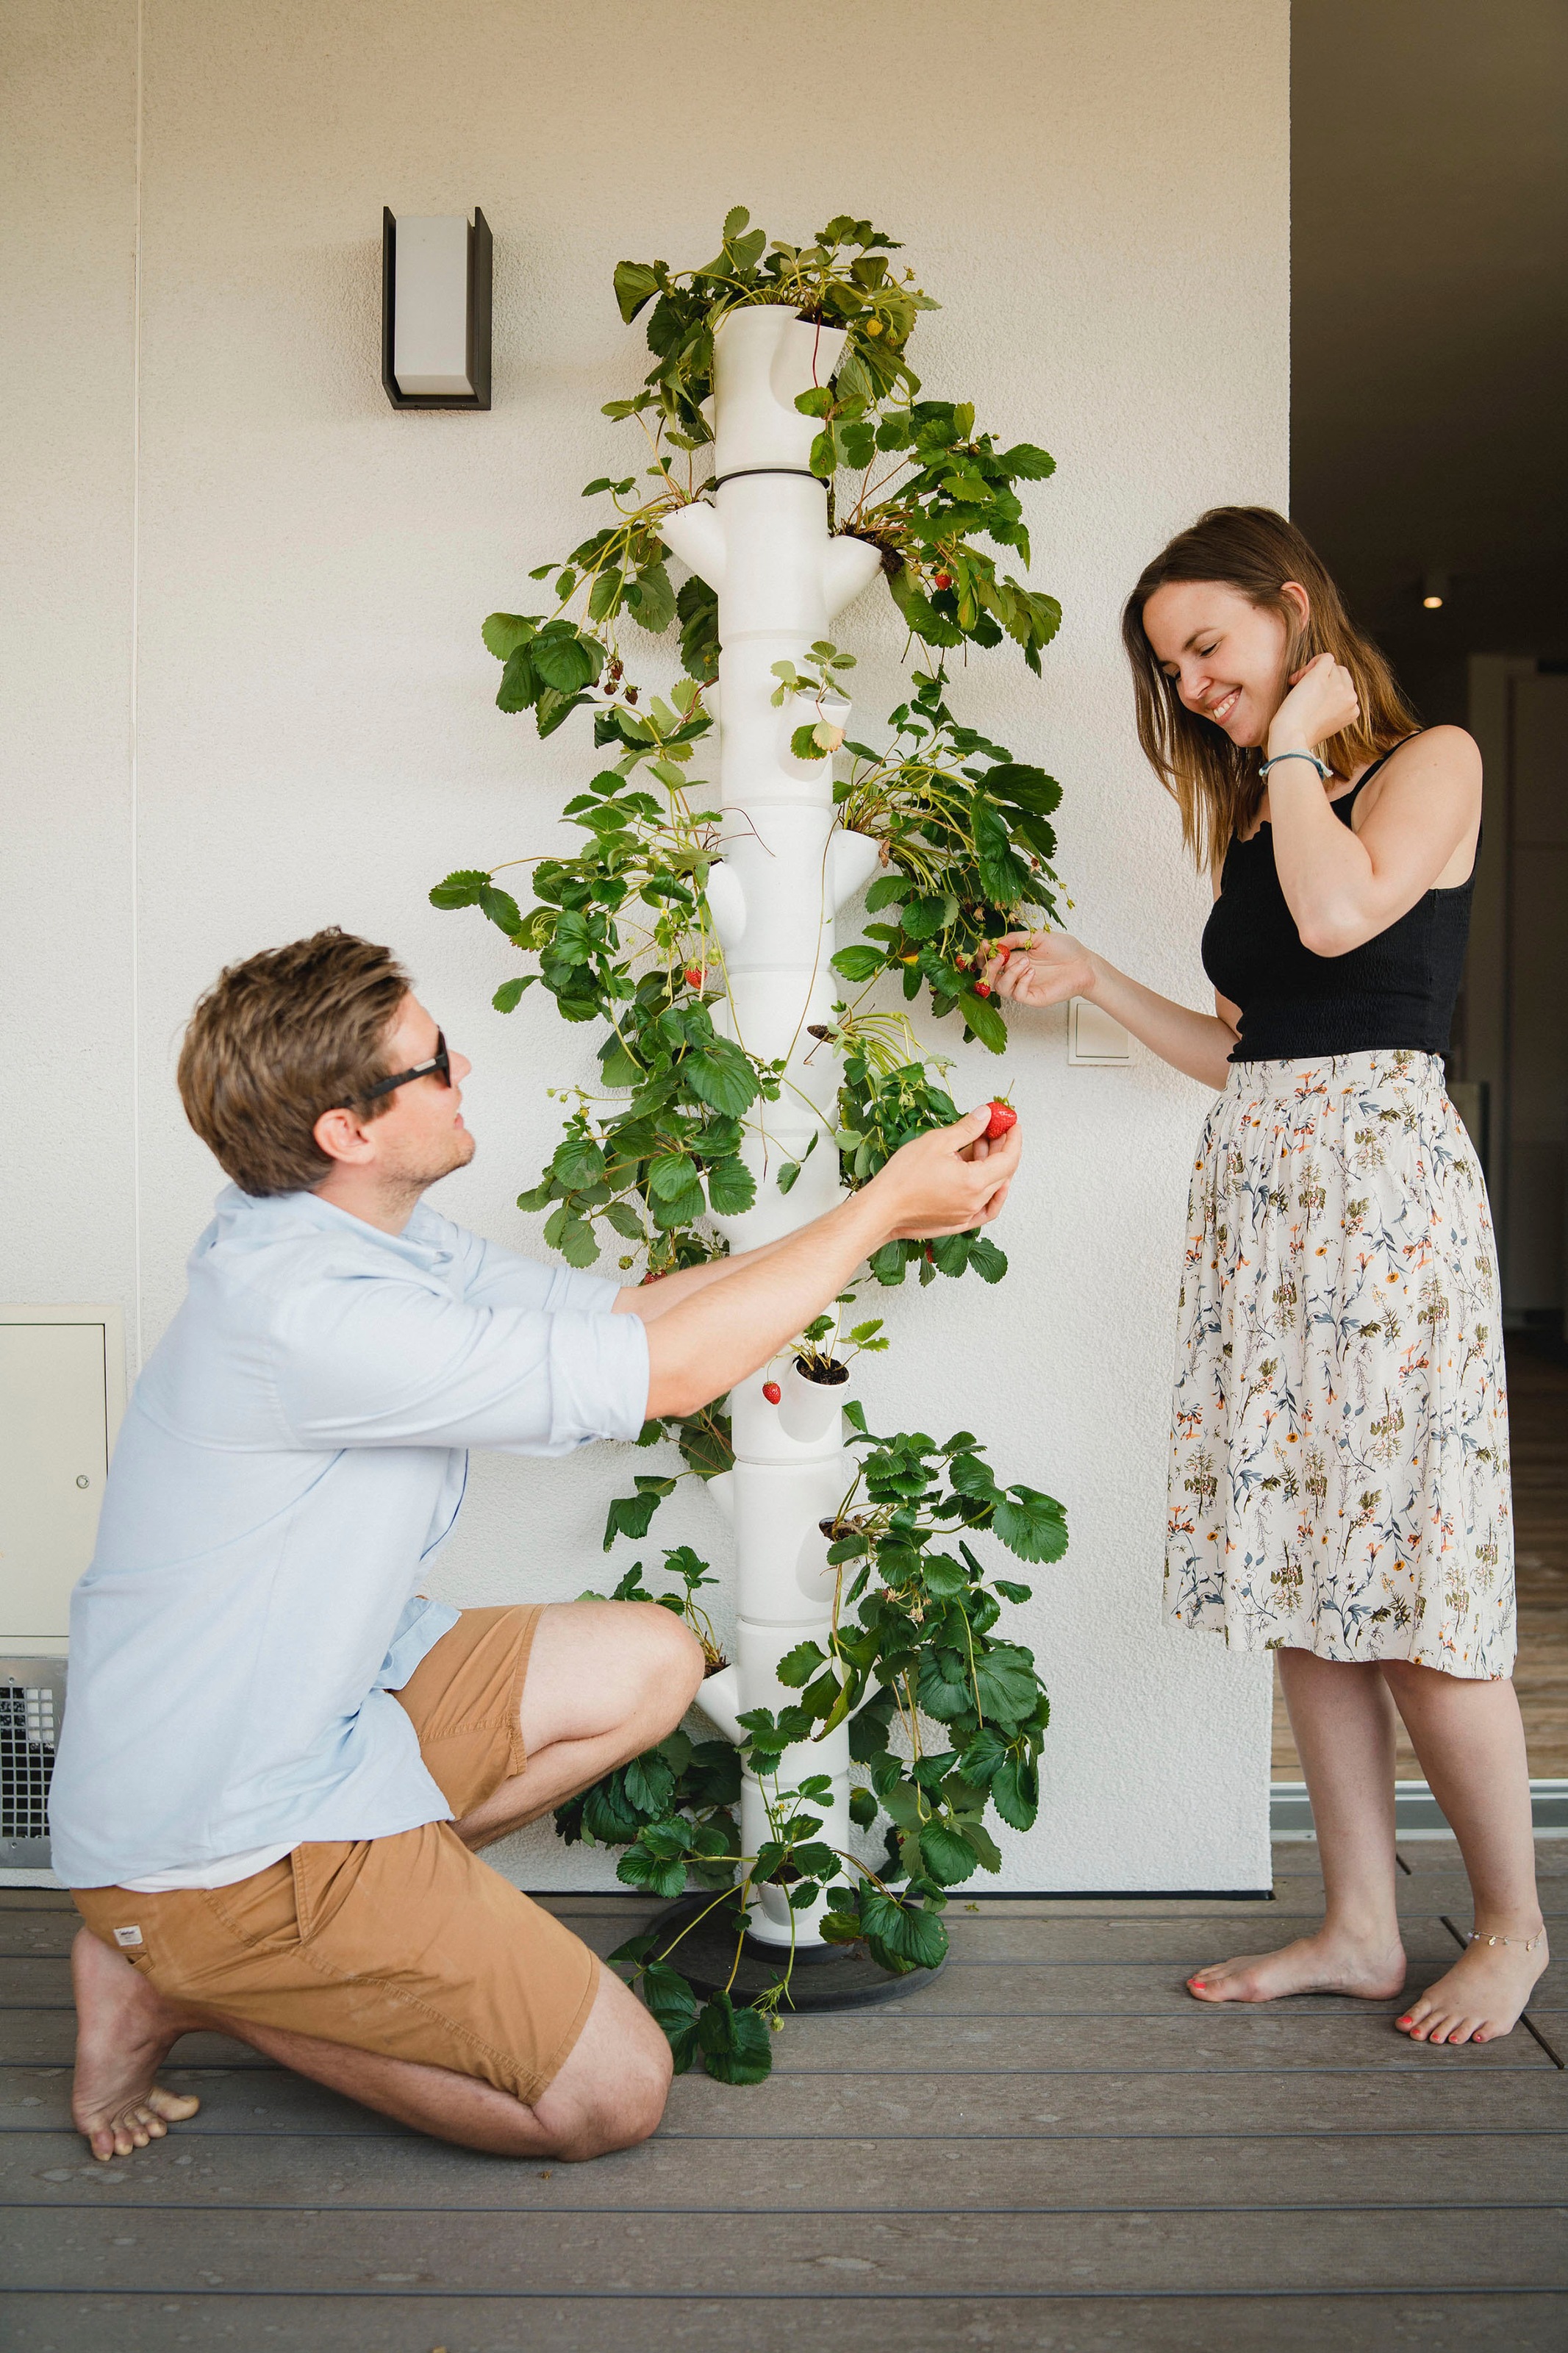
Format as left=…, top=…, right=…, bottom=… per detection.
left=868, top=1105, right=1020, bottom=1238
left=639, top=1106, right=1023, bottom=1421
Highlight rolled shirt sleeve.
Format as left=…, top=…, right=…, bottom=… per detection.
left=271, top=1274, right=650, bottom=1454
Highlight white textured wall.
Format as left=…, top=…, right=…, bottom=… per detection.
left=2, top=0, right=1288, bottom=1890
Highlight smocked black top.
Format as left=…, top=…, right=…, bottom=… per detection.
left=1200, top=742, right=1475, bottom=1063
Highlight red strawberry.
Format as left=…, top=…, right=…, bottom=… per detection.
left=973, top=981, right=992, bottom=998
left=684, top=965, right=706, bottom=990
left=984, top=1099, right=1017, bottom=1140
left=762, top=1380, right=782, bottom=1404
left=934, top=570, right=953, bottom=590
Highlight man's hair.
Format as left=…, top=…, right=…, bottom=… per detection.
left=178, top=929, right=411, bottom=1196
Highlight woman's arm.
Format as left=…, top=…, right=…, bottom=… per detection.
left=984, top=930, right=1238, bottom=1090
left=1262, top=660, right=1481, bottom=956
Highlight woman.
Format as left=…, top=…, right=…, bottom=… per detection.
left=989, top=506, right=1545, bottom=2045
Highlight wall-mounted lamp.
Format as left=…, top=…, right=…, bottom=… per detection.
left=382, top=208, right=492, bottom=410
left=1421, top=567, right=1449, bottom=611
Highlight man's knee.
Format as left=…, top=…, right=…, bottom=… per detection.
left=570, top=2020, right=672, bottom=2160
left=537, top=1972, right=673, bottom=2160
left=626, top=1601, right=706, bottom=1725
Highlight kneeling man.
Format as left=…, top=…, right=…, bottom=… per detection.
left=51, top=929, right=1019, bottom=2164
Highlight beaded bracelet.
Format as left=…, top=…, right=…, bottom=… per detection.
left=1259, top=749, right=1332, bottom=782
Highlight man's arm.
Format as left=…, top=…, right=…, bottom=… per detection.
left=631, top=1107, right=1020, bottom=1419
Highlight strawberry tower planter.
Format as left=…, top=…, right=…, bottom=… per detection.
left=658, top=304, right=884, bottom=1959
left=436, top=212, right=1074, bottom=2077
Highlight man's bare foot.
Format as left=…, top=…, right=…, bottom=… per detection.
left=1186, top=1927, right=1406, bottom=2004
left=71, top=1926, right=201, bottom=2160
left=1397, top=1924, right=1549, bottom=2046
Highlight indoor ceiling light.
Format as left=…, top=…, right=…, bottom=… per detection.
left=1421, top=567, right=1449, bottom=610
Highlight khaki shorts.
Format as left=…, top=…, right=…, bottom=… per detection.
left=71, top=1604, right=598, bottom=2108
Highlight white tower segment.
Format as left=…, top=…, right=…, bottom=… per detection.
left=660, top=307, right=881, bottom=1946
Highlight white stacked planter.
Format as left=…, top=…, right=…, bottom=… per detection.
left=660, top=307, right=882, bottom=1946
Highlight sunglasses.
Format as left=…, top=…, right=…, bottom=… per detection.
left=348, top=1029, right=452, bottom=1107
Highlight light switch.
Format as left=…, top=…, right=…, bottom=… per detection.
left=1067, top=997, right=1131, bottom=1065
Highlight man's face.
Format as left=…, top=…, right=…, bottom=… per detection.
left=363, top=993, right=476, bottom=1190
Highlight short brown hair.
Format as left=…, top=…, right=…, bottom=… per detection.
left=178, top=929, right=410, bottom=1195
left=1121, top=506, right=1419, bottom=872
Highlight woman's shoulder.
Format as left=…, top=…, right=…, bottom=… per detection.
left=1360, top=724, right=1481, bottom=812
left=1378, top=724, right=1481, bottom=779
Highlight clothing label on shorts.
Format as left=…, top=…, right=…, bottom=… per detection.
left=112, top=1925, right=144, bottom=1948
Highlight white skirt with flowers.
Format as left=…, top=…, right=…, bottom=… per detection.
left=1164, top=1049, right=1515, bottom=1678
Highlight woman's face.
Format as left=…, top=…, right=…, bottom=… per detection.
left=1141, top=580, right=1303, bottom=749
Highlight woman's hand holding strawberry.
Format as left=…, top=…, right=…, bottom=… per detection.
left=982, top=929, right=1097, bottom=1007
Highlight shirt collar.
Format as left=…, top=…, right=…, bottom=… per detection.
left=207, top=1184, right=457, bottom=1273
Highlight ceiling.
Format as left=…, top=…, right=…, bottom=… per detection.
left=1292, top=0, right=1568, bottom=701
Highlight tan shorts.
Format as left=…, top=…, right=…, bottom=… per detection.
left=71, top=1604, right=598, bottom=2108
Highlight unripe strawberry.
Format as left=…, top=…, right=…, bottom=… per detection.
left=762, top=1380, right=782, bottom=1404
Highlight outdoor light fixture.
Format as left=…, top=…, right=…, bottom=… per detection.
left=382, top=208, right=492, bottom=410
left=1422, top=567, right=1449, bottom=610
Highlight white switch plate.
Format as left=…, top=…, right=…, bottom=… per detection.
left=1067, top=998, right=1131, bottom=1065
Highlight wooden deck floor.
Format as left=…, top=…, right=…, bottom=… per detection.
left=1273, top=1332, right=1568, bottom=1780
left=2, top=1838, right=1564, bottom=2349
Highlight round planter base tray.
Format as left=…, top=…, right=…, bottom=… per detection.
left=647, top=1893, right=945, bottom=2010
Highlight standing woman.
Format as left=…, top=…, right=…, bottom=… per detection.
left=990, top=507, right=1545, bottom=2043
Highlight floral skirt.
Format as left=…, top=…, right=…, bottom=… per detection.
left=1164, top=1049, right=1514, bottom=1678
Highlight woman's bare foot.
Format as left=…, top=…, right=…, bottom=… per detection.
left=1186, top=1927, right=1407, bottom=2004
left=70, top=1926, right=201, bottom=2160
left=1397, top=1923, right=1549, bottom=2046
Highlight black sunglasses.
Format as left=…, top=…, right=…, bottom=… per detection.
left=348, top=1029, right=452, bottom=1107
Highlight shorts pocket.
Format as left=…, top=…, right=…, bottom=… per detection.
left=198, top=1854, right=303, bottom=1952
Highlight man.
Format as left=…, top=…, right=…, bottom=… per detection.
left=53, top=929, right=1020, bottom=2165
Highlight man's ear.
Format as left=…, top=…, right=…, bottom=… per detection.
left=312, top=1104, right=378, bottom=1168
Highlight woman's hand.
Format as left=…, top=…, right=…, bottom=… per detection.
left=981, top=929, right=1096, bottom=1007
left=1267, top=651, right=1359, bottom=760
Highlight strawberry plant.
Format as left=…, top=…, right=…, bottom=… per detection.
left=432, top=207, right=1071, bottom=2082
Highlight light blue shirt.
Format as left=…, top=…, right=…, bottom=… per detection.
left=49, top=1185, right=650, bottom=1888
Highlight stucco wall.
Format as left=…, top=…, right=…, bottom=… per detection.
left=1, top=0, right=1289, bottom=1890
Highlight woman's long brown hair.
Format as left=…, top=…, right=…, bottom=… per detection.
left=1121, top=506, right=1419, bottom=873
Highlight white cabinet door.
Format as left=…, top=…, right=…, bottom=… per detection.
left=0, top=1322, right=112, bottom=1641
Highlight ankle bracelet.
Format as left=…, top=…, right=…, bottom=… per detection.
left=1467, top=1929, right=1545, bottom=1953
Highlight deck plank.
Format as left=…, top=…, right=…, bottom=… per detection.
left=1, top=2004, right=1556, bottom=2071
left=6, top=2204, right=1566, bottom=2296
left=4, top=2125, right=1564, bottom=2211
left=1, top=2292, right=1563, bottom=2353
left=5, top=2060, right=1564, bottom=2138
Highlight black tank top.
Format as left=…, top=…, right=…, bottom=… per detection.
left=1200, top=742, right=1476, bottom=1063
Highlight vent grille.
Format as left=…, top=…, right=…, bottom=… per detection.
left=1, top=1681, right=58, bottom=1843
